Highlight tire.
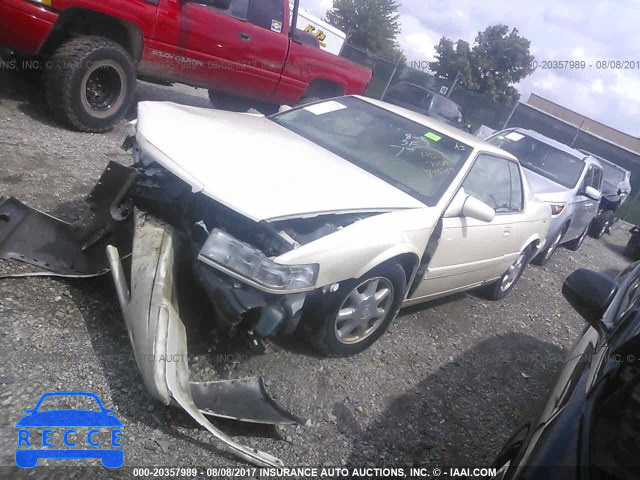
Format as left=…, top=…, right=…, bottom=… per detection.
left=45, top=36, right=136, bottom=132
left=625, top=234, right=640, bottom=261
left=295, top=96, right=322, bottom=106
left=207, top=90, right=251, bottom=112
left=304, top=263, right=406, bottom=356
left=589, top=210, right=615, bottom=239
left=481, top=247, right=530, bottom=301
left=565, top=225, right=589, bottom=251
left=532, top=228, right=565, bottom=266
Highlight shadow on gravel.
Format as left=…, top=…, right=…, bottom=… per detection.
left=0, top=69, right=62, bottom=128
left=345, top=333, right=565, bottom=466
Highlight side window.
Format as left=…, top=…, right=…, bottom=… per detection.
left=202, top=0, right=249, bottom=20
left=583, top=165, right=594, bottom=190
left=592, top=166, right=603, bottom=190
left=508, top=161, right=524, bottom=212
left=248, top=0, right=284, bottom=31
left=463, top=154, right=513, bottom=213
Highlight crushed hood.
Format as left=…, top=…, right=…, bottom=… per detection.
left=134, top=102, right=424, bottom=222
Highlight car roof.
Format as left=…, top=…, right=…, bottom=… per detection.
left=503, top=127, right=590, bottom=160
left=578, top=149, right=629, bottom=173
left=355, top=95, right=516, bottom=161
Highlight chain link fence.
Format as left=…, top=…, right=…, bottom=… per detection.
left=340, top=43, right=515, bottom=131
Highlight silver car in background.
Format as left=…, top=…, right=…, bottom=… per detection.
left=487, top=128, right=603, bottom=265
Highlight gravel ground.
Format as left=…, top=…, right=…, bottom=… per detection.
left=0, top=67, right=632, bottom=478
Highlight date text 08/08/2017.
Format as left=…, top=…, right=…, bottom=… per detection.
left=131, top=466, right=498, bottom=478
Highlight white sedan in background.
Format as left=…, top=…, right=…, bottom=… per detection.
left=120, top=95, right=551, bottom=357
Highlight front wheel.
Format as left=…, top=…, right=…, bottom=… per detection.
left=566, top=225, right=589, bottom=251
left=481, top=248, right=530, bottom=300
left=589, top=210, right=615, bottom=239
left=304, top=263, right=406, bottom=356
left=45, top=36, right=136, bottom=132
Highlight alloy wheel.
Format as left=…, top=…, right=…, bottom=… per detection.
left=334, top=277, right=394, bottom=345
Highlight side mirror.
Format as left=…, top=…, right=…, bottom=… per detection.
left=584, top=186, right=602, bottom=202
left=445, top=189, right=496, bottom=222
left=562, top=269, right=617, bottom=332
left=462, top=195, right=496, bottom=222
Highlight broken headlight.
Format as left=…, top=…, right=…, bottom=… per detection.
left=198, top=229, right=318, bottom=293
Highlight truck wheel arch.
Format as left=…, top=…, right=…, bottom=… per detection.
left=42, top=8, right=143, bottom=61
left=301, top=78, right=346, bottom=102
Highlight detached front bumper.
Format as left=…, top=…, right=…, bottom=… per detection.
left=106, top=210, right=303, bottom=467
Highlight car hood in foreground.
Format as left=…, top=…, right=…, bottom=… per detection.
left=134, top=102, right=425, bottom=222
left=522, top=167, right=574, bottom=203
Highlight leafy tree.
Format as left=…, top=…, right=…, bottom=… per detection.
left=326, top=0, right=401, bottom=59
left=429, top=25, right=535, bottom=103
left=429, top=38, right=474, bottom=90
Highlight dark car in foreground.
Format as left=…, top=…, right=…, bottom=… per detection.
left=383, top=82, right=471, bottom=131
left=493, top=264, right=640, bottom=479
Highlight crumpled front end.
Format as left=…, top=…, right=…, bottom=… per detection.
left=0, top=162, right=304, bottom=467
left=106, top=210, right=301, bottom=467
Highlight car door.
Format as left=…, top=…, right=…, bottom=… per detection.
left=412, top=153, right=525, bottom=300
left=178, top=0, right=288, bottom=97
left=569, top=164, right=594, bottom=238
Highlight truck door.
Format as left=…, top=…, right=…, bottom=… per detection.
left=179, top=0, right=288, bottom=98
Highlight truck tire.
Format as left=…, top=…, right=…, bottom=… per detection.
left=45, top=36, right=135, bottom=132
left=207, top=90, right=252, bottom=112
left=589, top=210, right=615, bottom=239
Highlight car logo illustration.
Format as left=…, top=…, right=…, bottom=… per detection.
left=15, top=391, right=123, bottom=468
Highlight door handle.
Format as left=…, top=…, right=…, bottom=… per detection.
left=503, top=226, right=512, bottom=237
left=585, top=203, right=594, bottom=209
left=239, top=32, right=251, bottom=41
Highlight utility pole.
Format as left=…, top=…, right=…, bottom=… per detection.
left=570, top=120, right=585, bottom=147
left=446, top=70, right=462, bottom=98
left=502, top=101, right=519, bottom=129
left=380, top=52, right=404, bottom=99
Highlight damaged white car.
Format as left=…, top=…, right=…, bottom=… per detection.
left=0, top=96, right=550, bottom=466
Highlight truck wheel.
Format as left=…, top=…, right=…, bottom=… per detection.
left=295, top=96, right=322, bottom=106
left=304, top=263, right=406, bottom=357
left=589, top=210, right=615, bottom=239
left=45, top=36, right=135, bottom=132
left=207, top=90, right=251, bottom=112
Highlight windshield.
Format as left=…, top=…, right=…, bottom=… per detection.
left=600, top=161, right=626, bottom=186
left=487, top=131, right=584, bottom=188
left=270, top=97, right=472, bottom=205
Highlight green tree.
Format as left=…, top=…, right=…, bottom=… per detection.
left=429, top=38, right=474, bottom=89
left=326, top=0, right=401, bottom=59
left=429, top=25, right=535, bottom=103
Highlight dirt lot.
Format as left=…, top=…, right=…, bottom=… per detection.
left=0, top=67, right=632, bottom=477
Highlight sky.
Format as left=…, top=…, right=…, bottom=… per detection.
left=301, top=0, right=640, bottom=137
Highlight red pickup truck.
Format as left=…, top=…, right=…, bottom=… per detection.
left=0, top=0, right=372, bottom=132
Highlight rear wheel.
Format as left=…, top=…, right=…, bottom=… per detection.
left=532, top=228, right=564, bottom=266
left=304, top=263, right=406, bottom=356
left=481, top=248, right=530, bottom=300
left=625, top=232, right=640, bottom=261
left=45, top=36, right=135, bottom=132
left=589, top=210, right=615, bottom=239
